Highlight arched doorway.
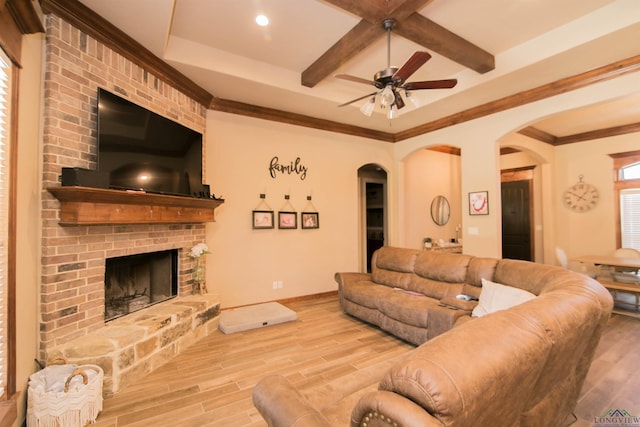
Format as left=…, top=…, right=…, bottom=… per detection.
left=402, top=145, right=462, bottom=250
left=498, top=140, right=549, bottom=263
left=358, top=164, right=387, bottom=272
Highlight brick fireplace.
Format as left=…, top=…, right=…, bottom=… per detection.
left=40, top=15, right=220, bottom=393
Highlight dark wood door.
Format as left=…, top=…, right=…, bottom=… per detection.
left=366, top=182, right=385, bottom=272
left=501, top=180, right=532, bottom=261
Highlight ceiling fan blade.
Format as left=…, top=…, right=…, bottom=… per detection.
left=393, top=51, right=431, bottom=83
left=404, top=79, right=458, bottom=90
left=338, top=91, right=379, bottom=107
left=335, top=74, right=375, bottom=86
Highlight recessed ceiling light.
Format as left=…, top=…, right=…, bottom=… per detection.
left=255, top=14, right=269, bottom=26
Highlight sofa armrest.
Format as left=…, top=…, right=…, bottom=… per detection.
left=351, top=390, right=444, bottom=427
left=334, top=272, right=371, bottom=288
left=253, top=375, right=332, bottom=427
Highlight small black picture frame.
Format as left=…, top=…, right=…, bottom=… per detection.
left=252, top=210, right=274, bottom=229
left=278, top=211, right=298, bottom=229
left=301, top=212, right=319, bottom=229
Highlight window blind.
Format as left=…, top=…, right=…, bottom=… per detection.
left=0, top=50, right=10, bottom=398
left=620, top=188, right=640, bottom=251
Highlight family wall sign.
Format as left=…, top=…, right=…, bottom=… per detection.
left=269, top=156, right=308, bottom=180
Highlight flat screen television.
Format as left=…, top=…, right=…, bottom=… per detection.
left=97, top=88, right=205, bottom=197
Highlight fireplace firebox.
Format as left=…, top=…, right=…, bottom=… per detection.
left=105, top=250, right=178, bottom=321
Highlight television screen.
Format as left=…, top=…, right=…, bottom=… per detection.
left=97, top=88, right=204, bottom=197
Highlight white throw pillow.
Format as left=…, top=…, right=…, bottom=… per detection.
left=471, top=278, right=536, bottom=317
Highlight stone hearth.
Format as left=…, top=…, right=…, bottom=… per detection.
left=46, top=294, right=220, bottom=395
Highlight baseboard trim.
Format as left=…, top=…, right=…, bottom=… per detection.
left=222, top=291, right=338, bottom=311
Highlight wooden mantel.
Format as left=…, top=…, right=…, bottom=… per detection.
left=48, top=186, right=224, bottom=225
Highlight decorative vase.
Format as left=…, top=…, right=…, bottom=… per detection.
left=193, top=258, right=207, bottom=294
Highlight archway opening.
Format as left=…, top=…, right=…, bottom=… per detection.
left=358, top=164, right=387, bottom=272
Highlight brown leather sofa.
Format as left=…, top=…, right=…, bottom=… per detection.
left=253, top=246, right=613, bottom=427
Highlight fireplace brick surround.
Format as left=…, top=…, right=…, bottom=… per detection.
left=40, top=15, right=219, bottom=392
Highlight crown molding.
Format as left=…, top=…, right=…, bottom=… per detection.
left=210, top=97, right=396, bottom=142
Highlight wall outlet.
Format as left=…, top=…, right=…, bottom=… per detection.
left=272, top=280, right=284, bottom=289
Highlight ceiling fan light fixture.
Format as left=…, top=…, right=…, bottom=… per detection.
left=255, top=14, right=269, bottom=26
left=388, top=104, right=398, bottom=120
left=380, top=85, right=395, bottom=107
left=405, top=90, right=420, bottom=108
left=360, top=97, right=375, bottom=117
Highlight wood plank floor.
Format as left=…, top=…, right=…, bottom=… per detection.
left=92, top=295, right=640, bottom=427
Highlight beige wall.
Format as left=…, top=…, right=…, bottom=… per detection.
left=394, top=68, right=640, bottom=261
left=403, top=149, right=462, bottom=249
left=205, top=111, right=394, bottom=308
left=203, top=70, right=640, bottom=309
left=554, top=132, right=639, bottom=260
left=15, top=33, right=44, bottom=425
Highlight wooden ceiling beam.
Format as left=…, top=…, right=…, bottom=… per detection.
left=395, top=13, right=494, bottom=74
left=321, top=0, right=434, bottom=25
left=302, top=0, right=435, bottom=88
left=301, top=19, right=381, bottom=88
left=303, top=0, right=493, bottom=87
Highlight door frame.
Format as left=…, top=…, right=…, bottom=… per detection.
left=501, top=166, right=535, bottom=260
left=360, top=177, right=387, bottom=272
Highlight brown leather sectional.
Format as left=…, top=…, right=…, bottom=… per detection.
left=253, top=246, right=613, bottom=427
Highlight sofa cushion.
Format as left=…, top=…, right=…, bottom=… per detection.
left=374, top=247, right=420, bottom=271
left=472, top=278, right=536, bottom=317
left=342, top=280, right=391, bottom=309
left=372, top=247, right=420, bottom=289
left=407, top=276, right=464, bottom=300
left=376, top=290, right=437, bottom=328
left=465, top=257, right=499, bottom=287
left=414, top=252, right=472, bottom=283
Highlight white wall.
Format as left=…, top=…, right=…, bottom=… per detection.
left=205, top=112, right=394, bottom=308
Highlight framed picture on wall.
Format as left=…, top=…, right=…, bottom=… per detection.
left=252, top=210, right=274, bottom=229
left=278, top=211, right=297, bottom=229
left=469, top=191, right=489, bottom=215
left=301, top=212, right=319, bottom=229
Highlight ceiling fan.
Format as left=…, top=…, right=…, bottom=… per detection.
left=336, top=18, right=458, bottom=119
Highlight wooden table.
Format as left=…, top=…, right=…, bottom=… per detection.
left=571, top=255, right=640, bottom=270
left=572, top=255, right=640, bottom=318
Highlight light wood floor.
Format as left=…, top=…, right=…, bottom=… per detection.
left=92, top=295, right=640, bottom=427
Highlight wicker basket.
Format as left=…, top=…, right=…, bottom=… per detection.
left=27, top=361, right=104, bottom=427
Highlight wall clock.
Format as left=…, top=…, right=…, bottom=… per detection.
left=563, top=176, right=599, bottom=212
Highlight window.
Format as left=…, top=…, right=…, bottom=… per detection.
left=620, top=188, right=640, bottom=249
left=614, top=154, right=640, bottom=251
left=621, top=162, right=640, bottom=180
left=0, top=49, right=10, bottom=399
